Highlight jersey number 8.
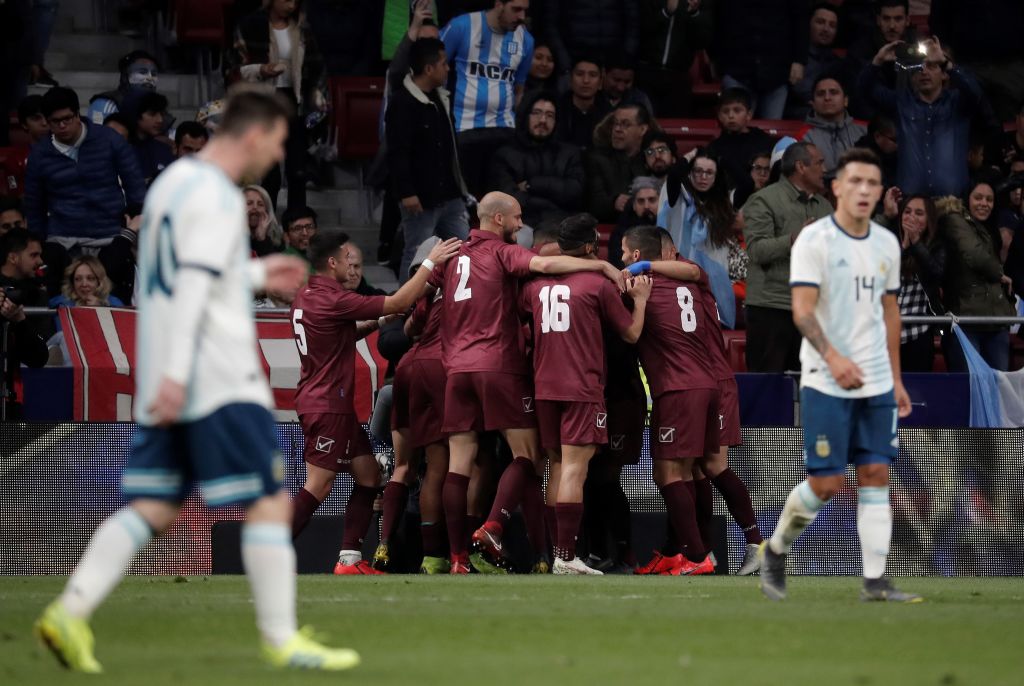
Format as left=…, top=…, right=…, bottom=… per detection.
left=676, top=286, right=697, bottom=332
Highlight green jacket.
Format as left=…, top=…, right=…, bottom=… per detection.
left=939, top=208, right=1014, bottom=325
left=741, top=177, right=831, bottom=310
left=283, top=245, right=314, bottom=275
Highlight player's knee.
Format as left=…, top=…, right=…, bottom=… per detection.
left=857, top=462, right=890, bottom=487
left=131, top=499, right=179, bottom=534
left=808, top=476, right=843, bottom=501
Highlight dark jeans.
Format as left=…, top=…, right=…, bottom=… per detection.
left=261, top=90, right=309, bottom=210
left=744, top=305, right=801, bottom=373
left=900, top=333, right=936, bottom=373
left=456, top=127, right=515, bottom=200
left=942, top=328, right=1011, bottom=372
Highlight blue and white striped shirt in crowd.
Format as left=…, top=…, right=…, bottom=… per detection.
left=440, top=11, right=533, bottom=133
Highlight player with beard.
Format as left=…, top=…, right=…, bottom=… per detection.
left=432, top=191, right=624, bottom=574
left=520, top=214, right=651, bottom=574
left=622, top=226, right=717, bottom=575
left=289, top=231, right=460, bottom=575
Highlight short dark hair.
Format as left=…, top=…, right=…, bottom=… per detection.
left=876, top=0, right=909, bottom=15
left=410, top=37, right=446, bottom=76
left=571, top=55, right=603, bottom=72
left=617, top=103, right=651, bottom=128
left=532, top=221, right=560, bottom=247
left=810, top=2, right=839, bottom=19
left=282, top=205, right=318, bottom=229
left=623, top=225, right=662, bottom=261
left=17, top=95, right=44, bottom=125
left=781, top=142, right=816, bottom=177
left=812, top=74, right=846, bottom=96
left=642, top=130, right=674, bottom=153
left=557, top=213, right=599, bottom=254
left=219, top=85, right=293, bottom=136
left=0, top=197, right=25, bottom=217
left=835, top=147, right=882, bottom=176
left=41, top=87, right=80, bottom=119
left=717, top=87, right=752, bottom=111
left=174, top=121, right=209, bottom=146
left=308, top=229, right=352, bottom=271
left=136, top=91, right=168, bottom=117
left=0, top=228, right=42, bottom=263
left=103, top=113, right=132, bottom=130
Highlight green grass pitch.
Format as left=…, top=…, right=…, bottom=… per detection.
left=3, top=576, right=1022, bottom=685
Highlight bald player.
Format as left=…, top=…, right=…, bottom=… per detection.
left=432, top=192, right=625, bottom=574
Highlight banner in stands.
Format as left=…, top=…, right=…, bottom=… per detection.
left=57, top=308, right=386, bottom=423
left=2, top=423, right=1021, bottom=577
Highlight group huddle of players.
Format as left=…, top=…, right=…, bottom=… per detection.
left=288, top=191, right=765, bottom=577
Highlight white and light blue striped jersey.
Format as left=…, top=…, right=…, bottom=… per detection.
left=134, top=157, right=272, bottom=425
left=790, top=215, right=901, bottom=399
left=440, top=11, right=533, bottom=133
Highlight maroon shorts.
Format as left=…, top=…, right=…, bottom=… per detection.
left=601, top=388, right=647, bottom=465
left=650, top=388, right=721, bottom=460
left=442, top=371, right=537, bottom=433
left=718, top=377, right=742, bottom=447
left=400, top=358, right=447, bottom=448
left=536, top=399, right=608, bottom=450
left=299, top=412, right=372, bottom=473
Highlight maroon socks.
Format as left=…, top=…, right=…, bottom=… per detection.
left=443, top=473, right=470, bottom=558
left=712, top=468, right=763, bottom=544
left=291, top=488, right=321, bottom=540
left=340, top=485, right=379, bottom=552
left=659, top=481, right=705, bottom=563
left=380, top=481, right=409, bottom=544
left=554, top=502, right=584, bottom=562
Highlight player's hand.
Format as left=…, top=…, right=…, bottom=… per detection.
left=613, top=194, right=630, bottom=213
left=894, top=381, right=912, bottom=418
left=602, top=261, right=627, bottom=292
left=627, top=274, right=653, bottom=301
left=825, top=350, right=865, bottom=390
left=426, top=237, right=462, bottom=266
left=148, top=377, right=187, bottom=427
left=872, top=40, right=902, bottom=67
left=401, top=195, right=424, bottom=216
left=789, top=62, right=805, bottom=85
left=262, top=254, right=308, bottom=300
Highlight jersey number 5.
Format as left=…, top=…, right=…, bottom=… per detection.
left=539, top=285, right=570, bottom=333
left=676, top=286, right=697, bottom=332
left=292, top=309, right=308, bottom=355
left=454, top=255, right=472, bottom=301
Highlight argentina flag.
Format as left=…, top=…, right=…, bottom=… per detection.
left=657, top=182, right=737, bottom=328
left=953, top=325, right=1024, bottom=428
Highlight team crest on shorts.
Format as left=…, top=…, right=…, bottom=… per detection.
left=659, top=427, right=675, bottom=443
left=815, top=434, right=831, bottom=458
left=522, top=397, right=534, bottom=413
left=596, top=412, right=607, bottom=428
left=610, top=434, right=625, bottom=450
left=315, top=436, right=335, bottom=453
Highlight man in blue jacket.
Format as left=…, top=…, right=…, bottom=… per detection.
left=24, top=87, right=146, bottom=296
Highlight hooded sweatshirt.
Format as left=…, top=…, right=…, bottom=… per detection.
left=800, top=111, right=866, bottom=176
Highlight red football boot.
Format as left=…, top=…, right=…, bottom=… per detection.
left=333, top=559, right=385, bottom=575
left=662, top=555, right=715, bottom=576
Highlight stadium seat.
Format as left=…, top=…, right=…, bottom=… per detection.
left=722, top=330, right=747, bottom=372
left=596, top=223, right=614, bottom=261
left=175, top=0, right=233, bottom=103
left=750, top=119, right=810, bottom=140
left=657, top=118, right=720, bottom=156
left=0, top=147, right=30, bottom=198
left=687, top=50, right=721, bottom=117
left=908, top=14, right=931, bottom=36
left=329, top=76, right=386, bottom=161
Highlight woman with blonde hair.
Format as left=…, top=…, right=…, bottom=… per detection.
left=244, top=184, right=284, bottom=255
left=50, top=256, right=123, bottom=309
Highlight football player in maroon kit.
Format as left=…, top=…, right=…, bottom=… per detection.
left=377, top=243, right=452, bottom=573
left=520, top=214, right=652, bottom=574
left=622, top=226, right=717, bottom=576
left=431, top=192, right=625, bottom=574
left=290, top=230, right=460, bottom=574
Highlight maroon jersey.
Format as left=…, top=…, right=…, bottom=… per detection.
left=521, top=271, right=634, bottom=402
left=637, top=275, right=716, bottom=396
left=696, top=281, right=734, bottom=383
left=430, top=229, right=534, bottom=374
left=291, top=275, right=386, bottom=415
left=398, top=290, right=445, bottom=372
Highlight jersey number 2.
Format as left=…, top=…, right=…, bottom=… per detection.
left=676, top=286, right=697, bottom=332
left=292, top=309, right=308, bottom=355
left=539, top=285, right=570, bottom=333
left=454, top=255, right=472, bottom=301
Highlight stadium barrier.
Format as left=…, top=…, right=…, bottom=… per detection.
left=2, top=422, right=1021, bottom=577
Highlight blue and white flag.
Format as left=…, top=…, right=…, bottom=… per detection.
left=657, top=183, right=737, bottom=328
left=953, top=325, right=1024, bottom=428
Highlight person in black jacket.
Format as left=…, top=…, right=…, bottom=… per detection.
left=385, top=37, right=469, bottom=283
left=489, top=92, right=585, bottom=227
left=545, top=0, right=639, bottom=70
left=0, top=229, right=48, bottom=420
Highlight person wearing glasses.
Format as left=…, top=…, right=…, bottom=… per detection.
left=490, top=92, right=585, bottom=227
left=640, top=130, right=679, bottom=182
left=281, top=206, right=318, bottom=272
left=585, top=103, right=652, bottom=222
left=23, top=87, right=146, bottom=298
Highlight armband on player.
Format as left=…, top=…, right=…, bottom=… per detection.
left=627, top=261, right=652, bottom=276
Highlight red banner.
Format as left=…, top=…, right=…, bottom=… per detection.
left=58, top=308, right=386, bottom=423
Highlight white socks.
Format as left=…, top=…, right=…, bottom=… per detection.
left=61, top=506, right=153, bottom=619
left=768, top=480, right=824, bottom=555
left=337, top=549, right=362, bottom=566
left=241, top=523, right=298, bottom=648
left=857, top=486, right=892, bottom=579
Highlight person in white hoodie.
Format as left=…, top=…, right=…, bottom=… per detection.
left=800, top=76, right=867, bottom=176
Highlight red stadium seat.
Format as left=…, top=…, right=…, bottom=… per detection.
left=329, top=76, right=386, bottom=161
left=596, top=223, right=615, bottom=261
left=657, top=118, right=720, bottom=156
left=908, top=14, right=931, bottom=37
left=0, top=147, right=30, bottom=198
left=750, top=119, right=810, bottom=140
left=175, top=0, right=231, bottom=47
left=688, top=50, right=721, bottom=117
left=722, top=330, right=747, bottom=373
